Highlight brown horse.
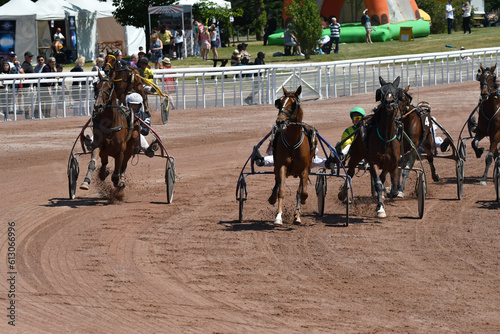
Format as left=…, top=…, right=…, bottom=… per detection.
left=79, top=71, right=140, bottom=192
left=397, top=86, right=440, bottom=196
left=339, top=77, right=402, bottom=218
left=103, top=51, right=148, bottom=109
left=269, top=86, right=316, bottom=225
left=471, top=64, right=500, bottom=185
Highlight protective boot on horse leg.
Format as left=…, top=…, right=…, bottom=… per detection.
left=80, top=148, right=99, bottom=190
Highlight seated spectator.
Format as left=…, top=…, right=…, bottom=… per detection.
left=254, top=51, right=265, bottom=65
left=317, top=35, right=330, bottom=54
left=230, top=49, right=241, bottom=66
left=240, top=42, right=252, bottom=64
left=284, top=23, right=303, bottom=56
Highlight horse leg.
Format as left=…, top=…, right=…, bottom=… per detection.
left=425, top=134, right=440, bottom=182
left=294, top=170, right=309, bottom=225
left=388, top=168, right=400, bottom=199
left=398, top=153, right=414, bottom=198
left=98, top=153, right=109, bottom=181
left=371, top=166, right=386, bottom=218
left=80, top=148, right=99, bottom=190
left=274, top=166, right=287, bottom=225
left=471, top=133, right=485, bottom=158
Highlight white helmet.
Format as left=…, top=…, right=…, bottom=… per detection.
left=126, top=93, right=143, bottom=105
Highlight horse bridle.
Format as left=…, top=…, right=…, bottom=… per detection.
left=477, top=68, right=498, bottom=98
left=94, top=77, right=116, bottom=116
left=275, top=93, right=300, bottom=121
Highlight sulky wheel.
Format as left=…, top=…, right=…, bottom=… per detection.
left=237, top=177, right=247, bottom=223
left=165, top=158, right=175, bottom=204
left=344, top=178, right=350, bottom=227
left=68, top=155, right=79, bottom=200
left=315, top=173, right=327, bottom=217
left=456, top=158, right=465, bottom=200
left=494, top=157, right=500, bottom=203
left=417, top=173, right=426, bottom=219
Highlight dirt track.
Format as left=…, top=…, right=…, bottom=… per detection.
left=1, top=81, right=500, bottom=333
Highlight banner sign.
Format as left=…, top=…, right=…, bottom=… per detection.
left=0, top=20, right=16, bottom=57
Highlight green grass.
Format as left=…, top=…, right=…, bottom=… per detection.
left=80, top=26, right=500, bottom=70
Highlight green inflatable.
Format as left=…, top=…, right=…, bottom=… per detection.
left=268, top=20, right=430, bottom=45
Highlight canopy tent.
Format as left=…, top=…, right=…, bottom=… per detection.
left=0, top=0, right=145, bottom=62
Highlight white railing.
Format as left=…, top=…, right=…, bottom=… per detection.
left=1, top=47, right=499, bottom=121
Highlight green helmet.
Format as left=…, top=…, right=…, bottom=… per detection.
left=350, top=107, right=365, bottom=118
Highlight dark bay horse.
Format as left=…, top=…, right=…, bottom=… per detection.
left=269, top=86, right=316, bottom=225
left=80, top=71, right=140, bottom=192
left=398, top=85, right=440, bottom=196
left=104, top=51, right=148, bottom=108
left=472, top=64, right=500, bottom=185
left=339, top=77, right=402, bottom=218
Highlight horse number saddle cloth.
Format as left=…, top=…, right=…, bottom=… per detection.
left=415, top=101, right=433, bottom=142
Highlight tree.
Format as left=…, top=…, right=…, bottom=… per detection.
left=285, top=0, right=322, bottom=60
left=111, top=0, right=175, bottom=53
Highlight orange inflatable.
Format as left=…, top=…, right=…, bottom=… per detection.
left=282, top=0, right=420, bottom=26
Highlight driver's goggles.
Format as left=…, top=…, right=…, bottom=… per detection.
left=352, top=115, right=362, bottom=121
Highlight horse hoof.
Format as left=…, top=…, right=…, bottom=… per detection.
left=80, top=181, right=90, bottom=190
left=397, top=191, right=404, bottom=198
left=377, top=209, right=387, bottom=218
left=433, top=174, right=440, bottom=182
left=274, top=218, right=283, bottom=225
left=476, top=148, right=484, bottom=159
left=480, top=180, right=487, bottom=186
left=293, top=217, right=302, bottom=225
left=338, top=190, right=346, bottom=202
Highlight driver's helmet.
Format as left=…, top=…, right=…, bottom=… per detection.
left=126, top=93, right=143, bottom=109
left=349, top=107, right=365, bottom=119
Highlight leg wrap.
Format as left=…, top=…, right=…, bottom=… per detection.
left=486, top=151, right=494, bottom=165
left=88, top=160, right=96, bottom=171
left=374, top=180, right=384, bottom=194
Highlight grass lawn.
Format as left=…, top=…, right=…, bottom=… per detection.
left=81, top=26, right=500, bottom=70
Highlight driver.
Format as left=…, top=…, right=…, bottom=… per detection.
left=127, top=93, right=158, bottom=157
left=335, top=107, right=365, bottom=157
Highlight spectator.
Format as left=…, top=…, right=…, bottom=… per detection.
left=462, top=2, right=472, bottom=34
left=329, top=16, right=341, bottom=54
left=284, top=23, right=303, bottom=56
left=254, top=51, right=265, bottom=65
left=362, top=9, right=373, bottom=43
left=173, top=25, right=184, bottom=60
left=193, top=20, right=202, bottom=57
left=160, top=57, right=176, bottom=94
left=70, top=56, right=85, bottom=103
left=138, top=57, right=155, bottom=94
left=149, top=33, right=163, bottom=69
left=41, top=57, right=56, bottom=118
left=92, top=57, right=104, bottom=71
left=1, top=60, right=14, bottom=119
left=21, top=51, right=34, bottom=74
left=209, top=24, right=218, bottom=60
left=240, top=43, right=252, bottom=64
left=483, top=10, right=491, bottom=27
left=321, top=16, right=328, bottom=29
left=7, top=51, right=18, bottom=72
left=200, top=26, right=211, bottom=61
left=230, top=49, right=241, bottom=66
left=317, top=35, right=330, bottom=54
left=128, top=54, right=138, bottom=68
left=263, top=14, right=277, bottom=46
left=53, top=27, right=65, bottom=44
left=159, top=25, right=172, bottom=59
left=34, top=55, right=45, bottom=73
left=51, top=37, right=63, bottom=57
left=446, top=0, right=455, bottom=34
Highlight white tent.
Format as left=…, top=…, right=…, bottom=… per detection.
left=0, top=0, right=145, bottom=62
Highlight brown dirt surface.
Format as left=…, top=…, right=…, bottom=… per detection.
left=1, top=81, right=499, bottom=333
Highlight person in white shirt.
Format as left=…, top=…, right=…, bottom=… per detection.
left=446, top=0, right=455, bottom=34
left=53, top=27, right=65, bottom=44
left=462, top=1, right=472, bottom=34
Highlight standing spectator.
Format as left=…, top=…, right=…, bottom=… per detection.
left=92, top=57, right=104, bottom=71
left=193, top=20, right=201, bottom=57
left=70, top=56, right=85, bottom=106
left=284, top=23, right=303, bottom=56
left=149, top=33, right=163, bottom=69
left=362, top=9, right=373, bottom=43
left=209, top=24, right=218, bottom=60
left=34, top=55, right=45, bottom=73
left=7, top=51, right=18, bottom=72
left=254, top=51, right=265, bottom=65
left=21, top=51, right=34, bottom=74
left=160, top=57, right=176, bottom=94
left=329, top=16, right=341, bottom=54
left=446, top=0, right=455, bottom=34
left=173, top=25, right=184, bottom=60
left=53, top=27, right=65, bottom=44
left=321, top=16, right=328, bottom=29
left=41, top=57, right=56, bottom=118
left=462, top=2, right=472, bottom=34
left=1, top=60, right=14, bottom=119
left=200, top=26, right=211, bottom=61
left=263, top=14, right=277, bottom=46
left=159, top=25, right=172, bottom=58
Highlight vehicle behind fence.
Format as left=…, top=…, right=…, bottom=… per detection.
left=1, top=47, right=498, bottom=122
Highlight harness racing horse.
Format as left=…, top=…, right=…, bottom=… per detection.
left=103, top=51, right=149, bottom=110
left=79, top=70, right=140, bottom=192
left=471, top=64, right=500, bottom=185
left=269, top=86, right=316, bottom=225
left=397, top=86, right=440, bottom=196
left=339, top=77, right=402, bottom=218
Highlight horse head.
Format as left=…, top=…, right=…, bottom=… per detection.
left=477, top=63, right=498, bottom=98
left=400, top=85, right=412, bottom=112
left=274, top=86, right=302, bottom=130
left=93, top=71, right=115, bottom=116
left=103, top=50, right=120, bottom=74
left=376, top=76, right=402, bottom=115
